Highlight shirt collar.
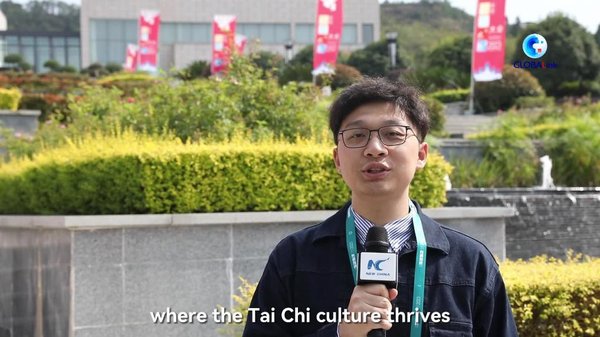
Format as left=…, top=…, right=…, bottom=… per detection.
left=350, top=203, right=414, bottom=253
left=311, top=200, right=450, bottom=255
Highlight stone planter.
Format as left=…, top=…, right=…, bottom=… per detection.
left=0, top=207, right=514, bottom=337
left=0, top=110, right=41, bottom=137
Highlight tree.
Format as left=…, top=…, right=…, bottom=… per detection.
left=105, top=62, right=123, bottom=74
left=4, top=53, right=32, bottom=72
left=249, top=50, right=284, bottom=73
left=595, top=24, right=600, bottom=47
left=289, top=45, right=313, bottom=66
left=177, top=60, right=210, bottom=80
left=513, top=15, right=600, bottom=96
left=0, top=1, right=80, bottom=33
left=44, top=59, right=61, bottom=72
left=346, top=39, right=406, bottom=77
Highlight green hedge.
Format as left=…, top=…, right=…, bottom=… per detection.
left=427, top=88, right=469, bottom=103
left=224, top=255, right=600, bottom=337
left=0, top=132, right=451, bottom=214
left=502, top=254, right=600, bottom=337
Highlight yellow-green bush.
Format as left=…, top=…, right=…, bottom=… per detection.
left=0, top=132, right=451, bottom=214
left=0, top=87, right=22, bottom=111
left=224, top=256, right=600, bottom=337
left=502, top=254, right=600, bottom=337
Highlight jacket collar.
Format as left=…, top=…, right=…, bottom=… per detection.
left=312, top=200, right=450, bottom=255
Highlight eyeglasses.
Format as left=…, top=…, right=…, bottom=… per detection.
left=338, top=125, right=416, bottom=148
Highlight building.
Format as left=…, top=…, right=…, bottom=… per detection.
left=0, top=31, right=81, bottom=72
left=80, top=0, right=380, bottom=70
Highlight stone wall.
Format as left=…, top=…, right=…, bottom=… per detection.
left=447, top=188, right=600, bottom=259
left=0, top=208, right=511, bottom=337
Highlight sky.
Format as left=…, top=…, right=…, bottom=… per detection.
left=7, top=0, right=600, bottom=33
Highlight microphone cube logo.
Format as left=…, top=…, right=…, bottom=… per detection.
left=367, top=258, right=390, bottom=271
left=522, top=33, right=548, bottom=59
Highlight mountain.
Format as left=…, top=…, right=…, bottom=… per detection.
left=380, top=1, right=474, bottom=67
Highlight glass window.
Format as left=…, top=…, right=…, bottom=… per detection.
left=91, top=19, right=108, bottom=40
left=37, top=46, right=51, bottom=72
left=160, top=23, right=176, bottom=44
left=67, top=47, right=80, bottom=69
left=21, top=37, right=34, bottom=46
left=53, top=46, right=66, bottom=66
left=295, top=24, right=314, bottom=44
left=125, top=20, right=137, bottom=41
left=67, top=37, right=79, bottom=46
left=362, top=24, right=374, bottom=45
left=238, top=24, right=259, bottom=40
left=7, top=44, right=19, bottom=55
left=274, top=24, right=291, bottom=44
left=36, top=37, right=50, bottom=46
left=51, top=37, right=65, bottom=47
left=108, top=20, right=124, bottom=41
left=259, top=24, right=276, bottom=44
left=342, top=24, right=357, bottom=45
left=108, top=41, right=124, bottom=63
left=6, top=36, right=18, bottom=44
left=191, top=23, right=210, bottom=43
left=91, top=40, right=108, bottom=64
left=22, top=46, right=35, bottom=65
left=177, top=23, right=193, bottom=43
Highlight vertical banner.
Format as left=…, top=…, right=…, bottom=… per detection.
left=235, top=34, right=247, bottom=55
left=312, top=0, right=343, bottom=75
left=471, top=0, right=506, bottom=81
left=124, top=44, right=138, bottom=72
left=211, top=15, right=236, bottom=75
left=138, top=9, right=160, bottom=73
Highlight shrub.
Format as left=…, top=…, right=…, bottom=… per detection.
left=502, top=253, right=600, bottom=337
left=557, top=80, right=600, bottom=97
left=223, top=255, right=600, bottom=337
left=177, top=60, right=211, bottom=80
left=474, top=65, right=545, bottom=112
left=421, top=96, right=445, bottom=135
left=0, top=88, right=22, bottom=111
left=0, top=132, right=451, bottom=214
left=427, top=88, right=469, bottom=103
left=513, top=96, right=555, bottom=109
left=316, top=64, right=362, bottom=90
left=19, top=93, right=68, bottom=121
left=96, top=71, right=157, bottom=96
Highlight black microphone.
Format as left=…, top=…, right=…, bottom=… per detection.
left=358, top=226, right=398, bottom=337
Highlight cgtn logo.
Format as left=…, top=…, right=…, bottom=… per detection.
left=513, top=33, right=558, bottom=70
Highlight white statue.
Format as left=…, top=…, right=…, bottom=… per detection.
left=540, top=155, right=555, bottom=188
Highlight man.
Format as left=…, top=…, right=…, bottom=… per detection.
left=243, top=78, right=518, bottom=337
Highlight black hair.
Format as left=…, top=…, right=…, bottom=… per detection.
left=329, top=77, right=430, bottom=144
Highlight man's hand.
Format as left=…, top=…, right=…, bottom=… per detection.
left=338, top=284, right=398, bottom=337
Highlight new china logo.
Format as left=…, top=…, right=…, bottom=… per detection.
left=513, top=33, right=558, bottom=70
left=367, top=258, right=390, bottom=271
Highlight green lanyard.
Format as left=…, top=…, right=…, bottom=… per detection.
left=345, top=201, right=427, bottom=337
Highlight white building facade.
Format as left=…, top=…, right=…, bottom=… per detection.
left=80, top=0, right=380, bottom=70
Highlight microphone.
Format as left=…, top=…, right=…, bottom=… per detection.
left=358, top=226, right=398, bottom=337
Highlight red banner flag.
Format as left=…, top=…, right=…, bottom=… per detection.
left=312, top=0, right=343, bottom=75
left=471, top=0, right=506, bottom=81
left=211, top=15, right=237, bottom=75
left=124, top=44, right=138, bottom=72
left=138, top=10, right=160, bottom=73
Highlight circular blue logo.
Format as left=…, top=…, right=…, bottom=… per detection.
left=522, top=34, right=548, bottom=59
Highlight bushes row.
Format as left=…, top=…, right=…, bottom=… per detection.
left=226, top=254, right=600, bottom=337
left=457, top=103, right=600, bottom=188
left=0, top=132, right=452, bottom=215
left=0, top=88, right=21, bottom=111
left=501, top=254, right=600, bottom=337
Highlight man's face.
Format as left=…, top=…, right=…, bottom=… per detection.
left=333, top=102, right=428, bottom=200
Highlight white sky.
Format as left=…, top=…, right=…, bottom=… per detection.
left=8, top=0, right=600, bottom=33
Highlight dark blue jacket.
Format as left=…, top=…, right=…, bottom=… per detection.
left=243, top=202, right=518, bottom=337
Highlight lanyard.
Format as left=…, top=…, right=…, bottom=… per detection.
left=345, top=201, right=427, bottom=337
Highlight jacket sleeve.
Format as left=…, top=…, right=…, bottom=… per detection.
left=242, top=252, right=339, bottom=337
left=473, top=268, right=519, bottom=337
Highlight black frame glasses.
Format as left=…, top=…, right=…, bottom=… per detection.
left=338, top=125, right=416, bottom=148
